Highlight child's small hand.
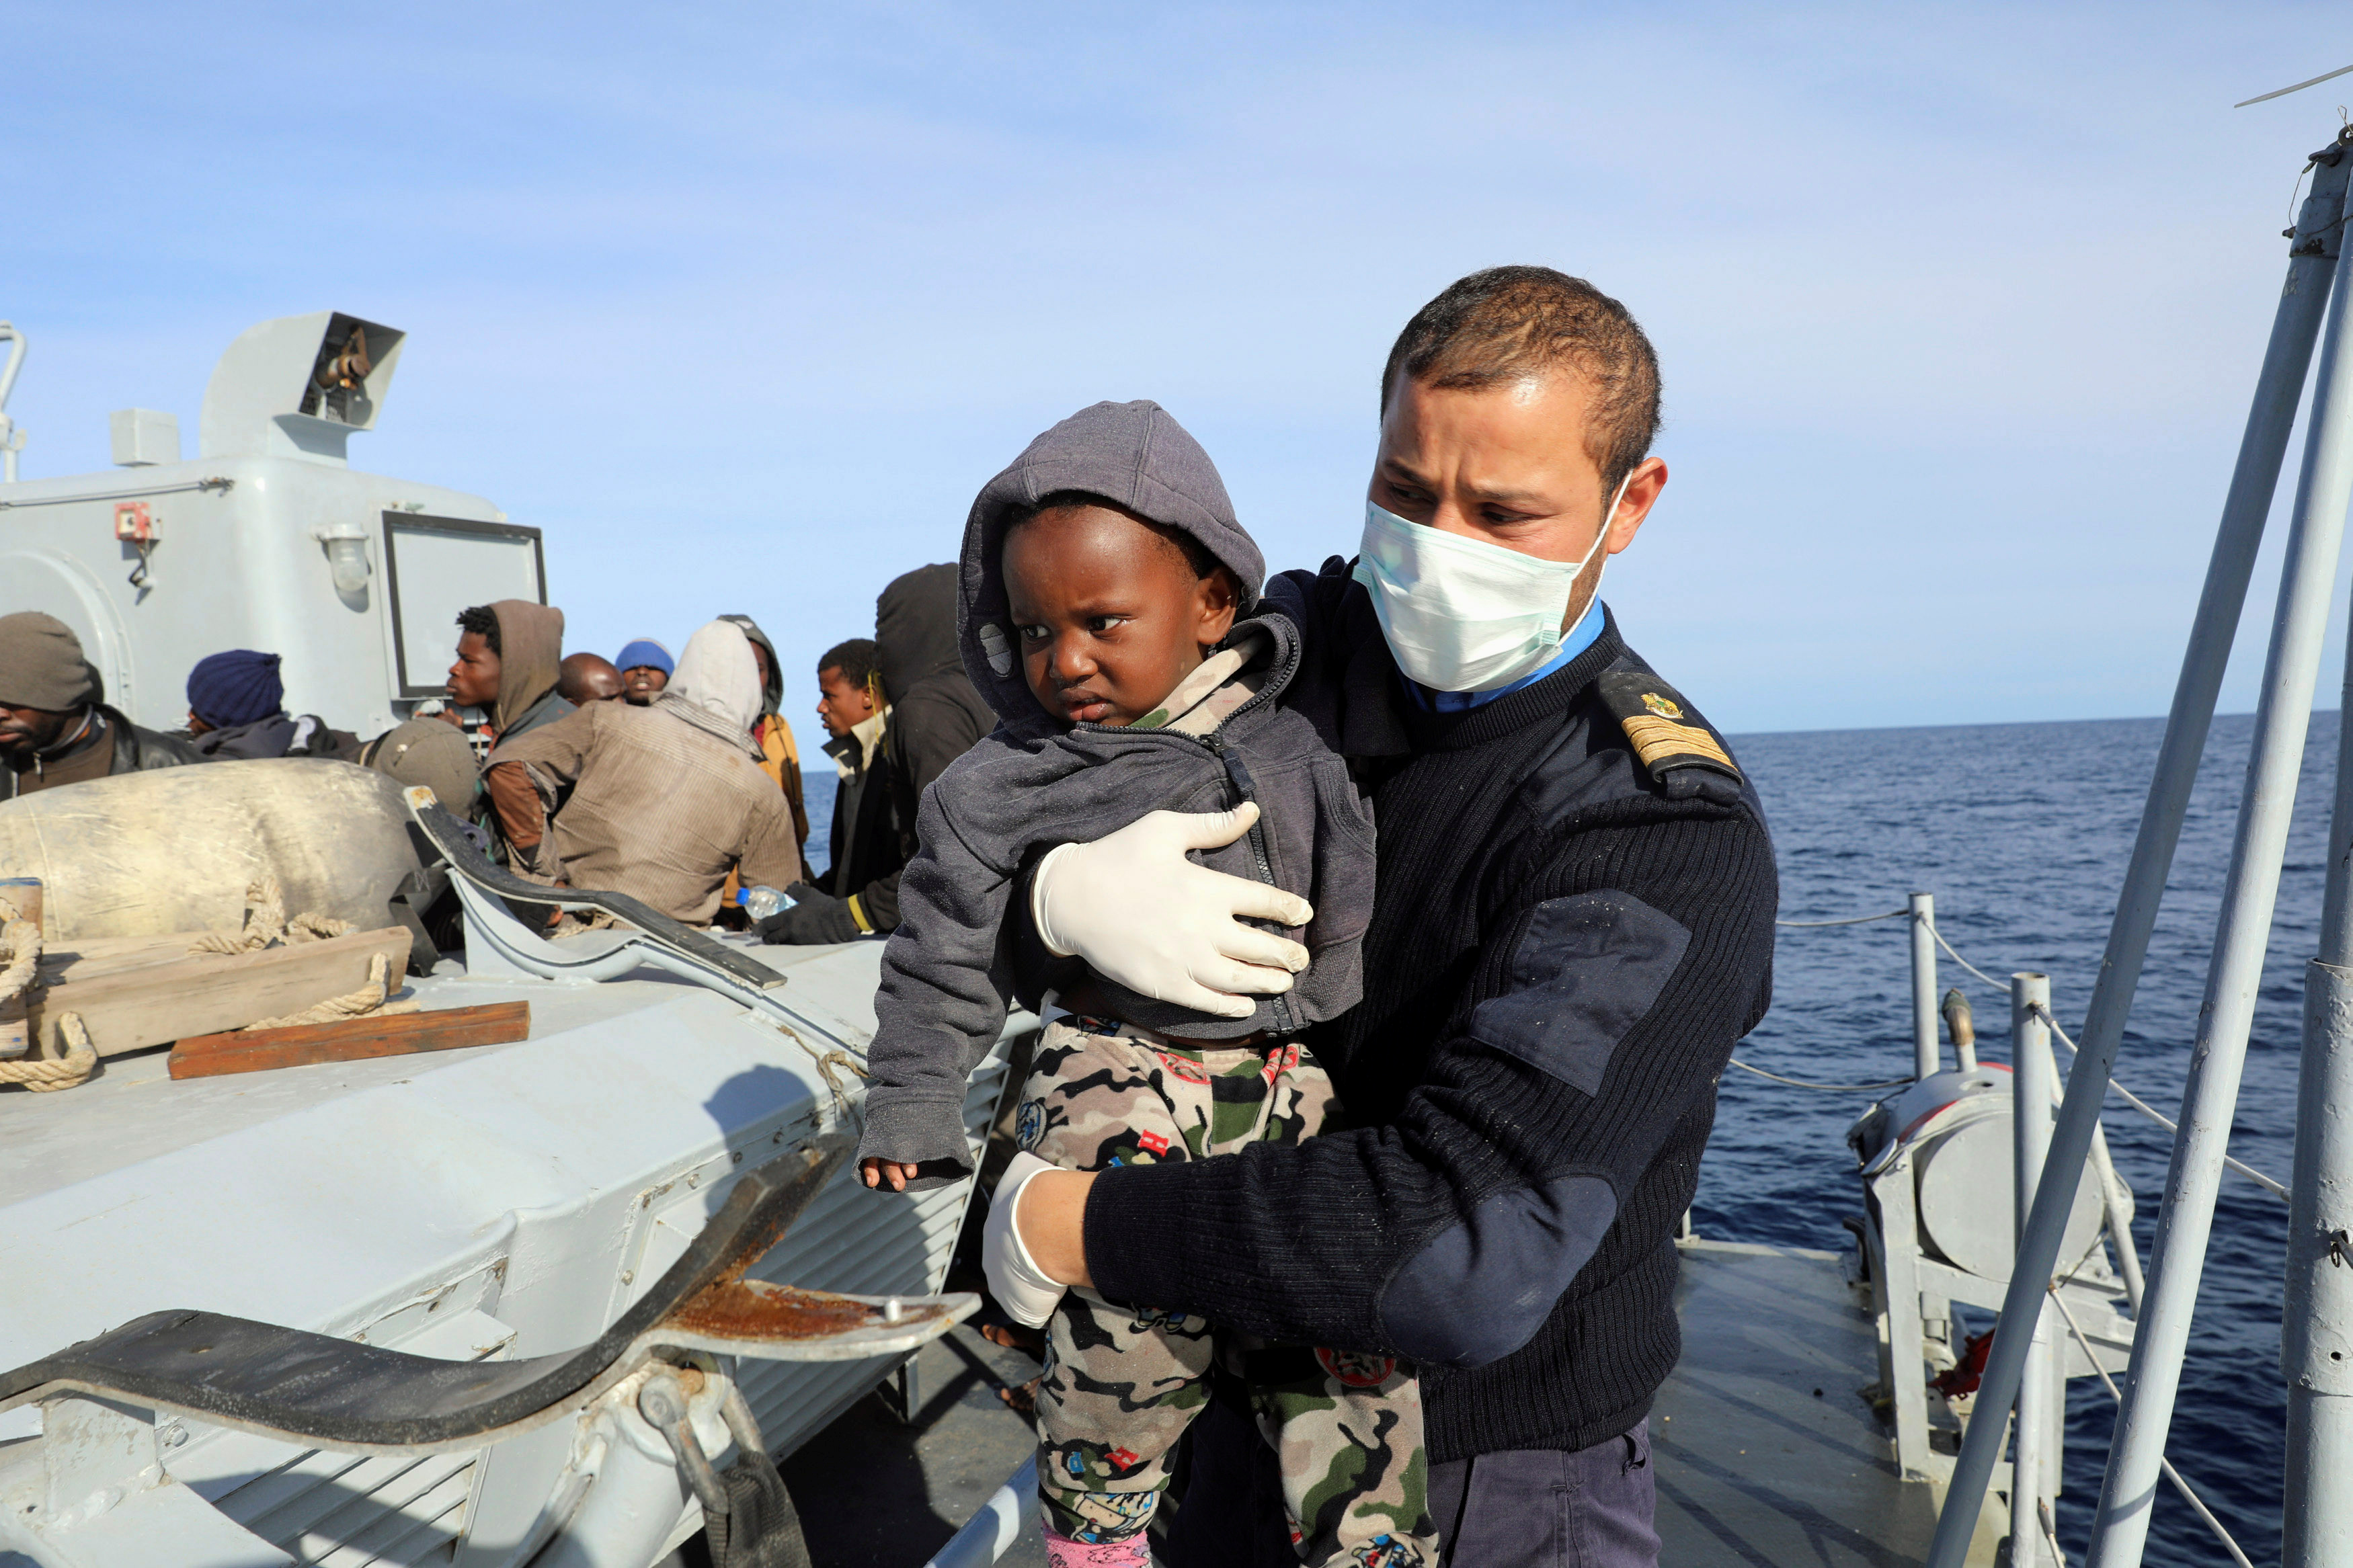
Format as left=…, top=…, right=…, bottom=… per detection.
left=861, top=1157, right=920, bottom=1192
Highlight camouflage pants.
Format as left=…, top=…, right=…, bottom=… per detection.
left=1019, top=1017, right=1435, bottom=1568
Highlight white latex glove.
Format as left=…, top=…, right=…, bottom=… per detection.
left=1031, top=803, right=1314, bottom=1020
left=984, top=1152, right=1069, bottom=1329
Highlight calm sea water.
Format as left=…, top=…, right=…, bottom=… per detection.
left=1721, top=710, right=2325, bottom=1566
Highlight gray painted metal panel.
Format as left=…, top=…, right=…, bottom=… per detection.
left=0, top=942, right=1016, bottom=1565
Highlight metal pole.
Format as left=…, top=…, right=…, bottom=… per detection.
left=2281, top=422, right=2353, bottom=1561
left=1912, top=893, right=1940, bottom=1079
left=2287, top=959, right=2353, bottom=1566
left=0, top=322, right=23, bottom=486
left=1925, top=132, right=2353, bottom=1568
left=2091, top=1121, right=2145, bottom=1313
left=2013, top=974, right=2057, bottom=1567
left=2083, top=135, right=2353, bottom=1568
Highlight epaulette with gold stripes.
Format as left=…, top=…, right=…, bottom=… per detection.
left=1595, top=671, right=1741, bottom=784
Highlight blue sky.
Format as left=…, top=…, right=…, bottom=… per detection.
left=7, top=1, right=2352, bottom=733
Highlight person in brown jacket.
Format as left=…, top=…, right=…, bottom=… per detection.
left=483, top=620, right=803, bottom=927
left=452, top=600, right=573, bottom=862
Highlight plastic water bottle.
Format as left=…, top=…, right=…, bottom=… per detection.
left=738, top=885, right=793, bottom=921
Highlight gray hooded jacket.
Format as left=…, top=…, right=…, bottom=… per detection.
left=859, top=400, right=1378, bottom=1183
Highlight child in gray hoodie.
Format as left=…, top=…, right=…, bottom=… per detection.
left=858, top=401, right=1432, bottom=1568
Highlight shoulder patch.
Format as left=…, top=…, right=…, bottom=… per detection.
left=1595, top=671, right=1741, bottom=784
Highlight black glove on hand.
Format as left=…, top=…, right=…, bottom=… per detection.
left=758, top=882, right=863, bottom=945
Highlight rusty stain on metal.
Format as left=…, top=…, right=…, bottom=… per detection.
left=655, top=1173, right=947, bottom=1342
left=664, top=1276, right=894, bottom=1339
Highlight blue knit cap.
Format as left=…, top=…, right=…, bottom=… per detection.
left=187, top=650, right=284, bottom=729
left=616, top=638, right=674, bottom=675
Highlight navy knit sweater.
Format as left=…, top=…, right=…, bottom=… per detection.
left=1080, top=563, right=1778, bottom=1463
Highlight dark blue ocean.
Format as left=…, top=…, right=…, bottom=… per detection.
left=1722, top=710, right=2321, bottom=1567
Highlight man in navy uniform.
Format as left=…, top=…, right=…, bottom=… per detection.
left=989, top=267, right=1778, bottom=1567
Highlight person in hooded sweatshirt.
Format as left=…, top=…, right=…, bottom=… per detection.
left=855, top=402, right=1433, bottom=1568
left=760, top=563, right=991, bottom=943
left=481, top=620, right=805, bottom=925
left=447, top=600, right=574, bottom=863
left=181, top=650, right=361, bottom=761
left=715, top=613, right=815, bottom=881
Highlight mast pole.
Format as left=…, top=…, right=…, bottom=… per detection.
left=1925, top=131, right=2353, bottom=1568
left=1911, top=893, right=1941, bottom=1079
left=2012, top=973, right=2059, bottom=1566
left=2282, top=293, right=2353, bottom=1563
left=2081, top=133, right=2353, bottom=1568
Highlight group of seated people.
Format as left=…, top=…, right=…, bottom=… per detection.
left=0, top=563, right=992, bottom=948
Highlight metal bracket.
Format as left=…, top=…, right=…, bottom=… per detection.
left=639, top=1366, right=811, bottom=1568
left=641, top=1371, right=729, bottom=1522
left=876, top=1353, right=925, bottom=1427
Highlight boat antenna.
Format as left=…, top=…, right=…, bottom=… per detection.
left=2237, top=62, right=2353, bottom=108
left=0, top=323, right=22, bottom=484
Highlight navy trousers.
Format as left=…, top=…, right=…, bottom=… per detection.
left=1426, top=1425, right=1659, bottom=1567
left=1161, top=1395, right=1658, bottom=1567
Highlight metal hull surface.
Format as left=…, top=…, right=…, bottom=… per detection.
left=0, top=939, right=1019, bottom=1568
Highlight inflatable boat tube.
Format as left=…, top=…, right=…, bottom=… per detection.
left=0, top=759, right=428, bottom=940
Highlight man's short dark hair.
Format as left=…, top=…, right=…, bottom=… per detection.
left=1012, top=489, right=1222, bottom=583
left=1380, top=266, right=1663, bottom=493
left=456, top=605, right=501, bottom=656
left=819, top=638, right=879, bottom=688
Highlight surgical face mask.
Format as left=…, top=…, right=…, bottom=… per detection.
left=1352, top=475, right=1632, bottom=693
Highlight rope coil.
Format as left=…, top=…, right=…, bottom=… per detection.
left=0, top=1013, right=98, bottom=1094
left=188, top=878, right=354, bottom=955
left=0, top=883, right=406, bottom=1092
left=240, top=950, right=420, bottom=1032
left=0, top=899, right=95, bottom=1092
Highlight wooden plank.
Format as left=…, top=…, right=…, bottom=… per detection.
left=28, top=925, right=414, bottom=1059
left=169, top=1002, right=531, bottom=1080
left=36, top=932, right=223, bottom=986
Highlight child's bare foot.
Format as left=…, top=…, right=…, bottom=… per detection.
left=998, top=1375, right=1041, bottom=1419
left=981, top=1321, right=1045, bottom=1358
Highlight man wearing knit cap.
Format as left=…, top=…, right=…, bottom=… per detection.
left=615, top=639, right=672, bottom=706
left=0, top=612, right=197, bottom=800
left=182, top=649, right=360, bottom=761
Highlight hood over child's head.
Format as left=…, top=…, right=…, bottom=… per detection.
left=959, top=401, right=1263, bottom=734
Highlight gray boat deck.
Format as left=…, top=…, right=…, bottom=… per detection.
left=1658, top=1237, right=2003, bottom=1566
left=783, top=1235, right=2001, bottom=1565
left=781, top=1321, right=1046, bottom=1565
